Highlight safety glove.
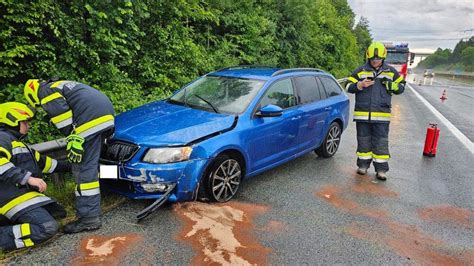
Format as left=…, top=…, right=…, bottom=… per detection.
left=66, top=134, right=85, bottom=163
left=381, top=79, right=399, bottom=95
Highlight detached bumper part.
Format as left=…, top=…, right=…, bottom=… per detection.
left=136, top=183, right=177, bottom=222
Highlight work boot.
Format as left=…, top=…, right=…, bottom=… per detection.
left=376, top=172, right=388, bottom=181
left=356, top=167, right=368, bottom=175
left=63, top=216, right=101, bottom=234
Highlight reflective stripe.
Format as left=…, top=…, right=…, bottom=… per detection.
left=0, top=162, right=14, bottom=175
left=35, top=151, right=40, bottom=162
left=50, top=81, right=65, bottom=88
left=75, top=188, right=100, bottom=197
left=357, top=151, right=372, bottom=160
left=50, top=110, right=73, bottom=124
left=42, top=157, right=55, bottom=173
left=0, top=147, right=12, bottom=159
left=357, top=71, right=374, bottom=79
left=348, top=77, right=358, bottom=83
left=0, top=157, right=11, bottom=165
left=12, top=141, right=26, bottom=148
left=46, top=158, right=58, bottom=174
left=373, top=153, right=390, bottom=163
left=394, top=76, right=404, bottom=83
left=55, top=117, right=73, bottom=129
left=79, top=181, right=100, bottom=190
left=21, top=223, right=31, bottom=237
left=0, top=192, right=46, bottom=216
left=371, top=116, right=391, bottom=121
left=12, top=147, right=29, bottom=155
left=12, top=225, right=24, bottom=249
left=23, top=238, right=34, bottom=247
left=371, top=112, right=391, bottom=118
left=4, top=196, right=51, bottom=219
left=75, top=115, right=114, bottom=138
left=40, top=92, right=64, bottom=105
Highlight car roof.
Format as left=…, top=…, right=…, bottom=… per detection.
left=209, top=66, right=329, bottom=80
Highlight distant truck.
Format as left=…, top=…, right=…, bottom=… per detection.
left=383, top=43, right=415, bottom=79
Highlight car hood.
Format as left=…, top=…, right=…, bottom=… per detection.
left=113, top=101, right=236, bottom=146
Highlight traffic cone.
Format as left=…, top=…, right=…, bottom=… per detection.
left=440, top=89, right=447, bottom=103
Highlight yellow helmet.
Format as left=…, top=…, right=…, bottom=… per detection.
left=366, top=42, right=387, bottom=60
left=0, top=102, right=35, bottom=127
left=24, top=79, right=41, bottom=107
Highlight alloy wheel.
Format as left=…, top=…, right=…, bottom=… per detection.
left=326, top=125, right=340, bottom=156
left=211, top=159, right=241, bottom=202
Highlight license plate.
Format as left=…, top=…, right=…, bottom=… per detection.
left=99, top=165, right=119, bottom=179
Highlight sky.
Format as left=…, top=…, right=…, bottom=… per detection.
left=347, top=0, right=474, bottom=53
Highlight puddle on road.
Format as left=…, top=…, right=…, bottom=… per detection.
left=418, top=204, right=474, bottom=228
left=174, top=201, right=271, bottom=265
left=71, top=233, right=143, bottom=266
left=341, top=166, right=400, bottom=198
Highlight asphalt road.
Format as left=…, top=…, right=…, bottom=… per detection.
left=4, top=80, right=474, bottom=265
left=409, top=73, right=474, bottom=142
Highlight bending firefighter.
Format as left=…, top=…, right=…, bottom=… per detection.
left=347, top=42, right=405, bottom=180
left=0, top=102, right=69, bottom=251
left=24, top=79, right=115, bottom=233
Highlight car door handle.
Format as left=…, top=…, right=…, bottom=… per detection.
left=325, top=107, right=332, bottom=111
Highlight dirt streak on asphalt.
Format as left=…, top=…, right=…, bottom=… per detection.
left=71, top=233, right=143, bottom=266
left=418, top=204, right=474, bottom=228
left=316, top=183, right=470, bottom=265
left=174, top=201, right=271, bottom=265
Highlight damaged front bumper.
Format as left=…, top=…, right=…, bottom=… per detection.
left=100, top=158, right=209, bottom=202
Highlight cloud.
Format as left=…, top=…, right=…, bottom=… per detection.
left=348, top=0, right=474, bottom=50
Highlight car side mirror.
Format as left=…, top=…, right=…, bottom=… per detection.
left=256, top=104, right=283, bottom=117
left=410, top=53, right=416, bottom=65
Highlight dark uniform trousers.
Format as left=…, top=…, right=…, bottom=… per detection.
left=356, top=122, right=390, bottom=173
left=73, top=133, right=105, bottom=219
left=0, top=207, right=58, bottom=251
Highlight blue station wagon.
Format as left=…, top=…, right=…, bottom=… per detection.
left=99, top=66, right=350, bottom=219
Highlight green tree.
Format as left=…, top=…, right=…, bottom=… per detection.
left=460, top=47, right=474, bottom=71
left=353, top=17, right=372, bottom=61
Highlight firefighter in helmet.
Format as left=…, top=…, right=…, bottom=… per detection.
left=24, top=79, right=115, bottom=233
left=347, top=42, right=405, bottom=180
left=0, top=102, right=69, bottom=251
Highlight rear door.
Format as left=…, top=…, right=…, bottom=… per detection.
left=246, top=78, right=303, bottom=171
left=293, top=75, right=332, bottom=151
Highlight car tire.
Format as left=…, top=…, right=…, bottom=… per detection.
left=315, top=122, right=341, bottom=158
left=202, top=154, right=242, bottom=202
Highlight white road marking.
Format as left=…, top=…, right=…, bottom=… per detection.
left=407, top=83, right=474, bottom=154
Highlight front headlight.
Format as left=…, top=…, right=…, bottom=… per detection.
left=142, top=147, right=193, bottom=164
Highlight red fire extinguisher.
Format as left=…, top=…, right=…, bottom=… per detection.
left=423, top=123, right=440, bottom=157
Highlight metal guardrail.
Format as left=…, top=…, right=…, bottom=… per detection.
left=32, top=77, right=350, bottom=153
left=30, top=138, right=67, bottom=155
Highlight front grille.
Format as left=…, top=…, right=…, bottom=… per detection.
left=101, top=140, right=139, bottom=163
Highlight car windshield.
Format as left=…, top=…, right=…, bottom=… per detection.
left=385, top=52, right=409, bottom=64
left=169, top=76, right=265, bottom=114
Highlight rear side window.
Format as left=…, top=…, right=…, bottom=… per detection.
left=294, top=76, right=320, bottom=104
left=319, top=76, right=342, bottom=97
left=259, top=79, right=296, bottom=109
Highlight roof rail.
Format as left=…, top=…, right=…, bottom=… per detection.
left=215, top=65, right=276, bottom=72
left=271, top=68, right=324, bottom=77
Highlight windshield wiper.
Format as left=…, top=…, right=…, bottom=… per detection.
left=192, top=94, right=219, bottom=113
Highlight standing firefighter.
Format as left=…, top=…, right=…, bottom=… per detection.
left=347, top=42, right=405, bottom=180
left=24, top=79, right=114, bottom=233
left=0, top=102, right=69, bottom=251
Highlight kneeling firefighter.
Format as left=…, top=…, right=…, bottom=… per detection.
left=347, top=42, right=405, bottom=181
left=0, top=102, right=69, bottom=251
left=24, top=79, right=115, bottom=233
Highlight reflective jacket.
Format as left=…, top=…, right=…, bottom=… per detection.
left=347, top=62, right=405, bottom=123
left=38, top=81, right=115, bottom=140
left=0, top=128, right=69, bottom=221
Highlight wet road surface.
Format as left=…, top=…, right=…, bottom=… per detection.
left=4, top=80, right=474, bottom=265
